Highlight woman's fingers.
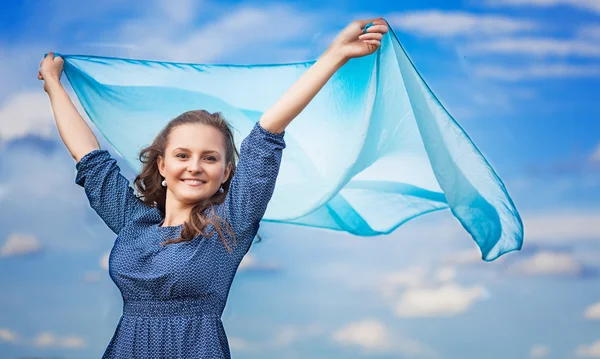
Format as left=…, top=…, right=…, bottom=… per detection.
left=359, top=32, right=383, bottom=41
left=38, top=51, right=64, bottom=81
left=354, top=17, right=383, bottom=28
left=363, top=40, right=381, bottom=47
left=365, top=24, right=388, bottom=34
left=372, top=19, right=388, bottom=27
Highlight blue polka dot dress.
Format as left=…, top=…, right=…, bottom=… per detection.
left=75, top=122, right=285, bottom=358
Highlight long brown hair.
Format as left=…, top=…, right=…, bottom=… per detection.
left=133, top=110, right=240, bottom=251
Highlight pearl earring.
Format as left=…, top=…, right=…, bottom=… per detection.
left=162, top=179, right=167, bottom=187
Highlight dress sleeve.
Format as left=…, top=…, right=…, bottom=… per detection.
left=75, top=149, right=147, bottom=235
left=225, top=122, right=286, bottom=237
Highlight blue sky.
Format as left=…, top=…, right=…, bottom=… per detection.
left=1, top=0, right=599, bottom=358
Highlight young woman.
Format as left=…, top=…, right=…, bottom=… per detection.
left=38, top=18, right=388, bottom=359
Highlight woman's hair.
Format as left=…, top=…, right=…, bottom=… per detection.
left=133, top=110, right=239, bottom=251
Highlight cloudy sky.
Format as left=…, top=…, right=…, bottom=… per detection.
left=1, top=0, right=599, bottom=358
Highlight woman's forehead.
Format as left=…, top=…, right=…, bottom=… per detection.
left=167, top=124, right=226, bottom=152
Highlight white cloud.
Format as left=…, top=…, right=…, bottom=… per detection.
left=0, top=184, right=7, bottom=201
left=34, top=332, right=56, bottom=346
left=522, top=210, right=600, bottom=244
left=443, top=248, right=484, bottom=265
left=0, top=91, right=55, bottom=141
left=510, top=251, right=582, bottom=276
left=380, top=266, right=428, bottom=299
left=408, top=210, right=600, bottom=260
left=578, top=25, right=600, bottom=39
left=83, top=271, right=103, bottom=282
left=238, top=253, right=280, bottom=272
left=484, top=0, right=600, bottom=14
left=507, top=175, right=600, bottom=209
left=33, top=332, right=86, bottom=349
left=0, top=328, right=17, bottom=342
left=530, top=344, right=550, bottom=358
left=475, top=64, right=600, bottom=81
left=0, top=44, right=48, bottom=100
left=585, top=302, right=600, bottom=319
left=591, top=144, right=600, bottom=162
left=0, top=329, right=84, bottom=349
left=435, top=266, right=456, bottom=282
left=84, top=42, right=141, bottom=50
left=60, top=336, right=86, bottom=348
left=395, top=284, right=486, bottom=317
left=238, top=253, right=255, bottom=270
left=0, top=132, right=115, bottom=253
left=1, top=137, right=91, bottom=207
left=154, top=0, right=198, bottom=23
left=228, top=323, right=324, bottom=353
left=0, top=233, right=43, bottom=257
left=0, top=0, right=325, bottom=141
left=577, top=340, right=600, bottom=357
left=228, top=336, right=252, bottom=351
left=417, top=210, right=600, bottom=256
left=333, top=319, right=390, bottom=351
left=273, top=324, right=324, bottom=347
left=332, top=319, right=434, bottom=357
left=387, top=10, right=537, bottom=37
left=44, top=0, right=142, bottom=30
left=380, top=265, right=490, bottom=318
left=100, top=251, right=110, bottom=271
left=468, top=37, right=600, bottom=57
left=116, top=3, right=321, bottom=63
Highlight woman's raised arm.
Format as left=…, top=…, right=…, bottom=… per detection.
left=259, top=18, right=388, bottom=134
left=38, top=52, right=100, bottom=162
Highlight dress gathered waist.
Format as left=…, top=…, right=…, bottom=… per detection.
left=123, top=297, right=223, bottom=318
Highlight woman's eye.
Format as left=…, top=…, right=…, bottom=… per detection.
left=176, top=153, right=187, bottom=158
left=205, top=156, right=217, bottom=161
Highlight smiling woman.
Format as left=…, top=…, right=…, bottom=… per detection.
left=37, top=17, right=391, bottom=359
left=135, top=110, right=238, bottom=248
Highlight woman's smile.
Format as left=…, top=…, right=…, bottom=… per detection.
left=181, top=179, right=206, bottom=187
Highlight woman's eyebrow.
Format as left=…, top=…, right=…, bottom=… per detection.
left=172, top=147, right=220, bottom=155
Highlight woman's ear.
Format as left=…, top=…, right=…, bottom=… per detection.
left=157, top=155, right=165, bottom=177
left=223, top=163, right=233, bottom=183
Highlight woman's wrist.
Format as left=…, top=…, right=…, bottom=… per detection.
left=323, top=44, right=349, bottom=68
left=43, top=77, right=63, bottom=93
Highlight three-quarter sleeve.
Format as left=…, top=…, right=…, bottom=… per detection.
left=225, top=122, right=286, bottom=237
left=75, top=149, right=148, bottom=235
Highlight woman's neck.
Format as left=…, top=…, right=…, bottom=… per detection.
left=161, top=194, right=194, bottom=227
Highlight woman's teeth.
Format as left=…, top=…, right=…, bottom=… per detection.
left=182, top=179, right=204, bottom=185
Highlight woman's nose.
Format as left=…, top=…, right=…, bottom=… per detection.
left=187, top=159, right=203, bottom=173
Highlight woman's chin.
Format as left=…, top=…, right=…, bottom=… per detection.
left=178, top=190, right=216, bottom=204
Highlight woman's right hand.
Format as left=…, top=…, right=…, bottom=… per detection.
left=37, top=52, right=64, bottom=92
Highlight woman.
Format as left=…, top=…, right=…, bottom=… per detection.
left=38, top=18, right=388, bottom=359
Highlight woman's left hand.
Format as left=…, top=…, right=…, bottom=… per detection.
left=330, top=18, right=389, bottom=60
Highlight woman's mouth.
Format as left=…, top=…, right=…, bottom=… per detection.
left=181, top=179, right=206, bottom=186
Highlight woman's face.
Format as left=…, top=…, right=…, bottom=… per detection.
left=158, top=123, right=231, bottom=206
